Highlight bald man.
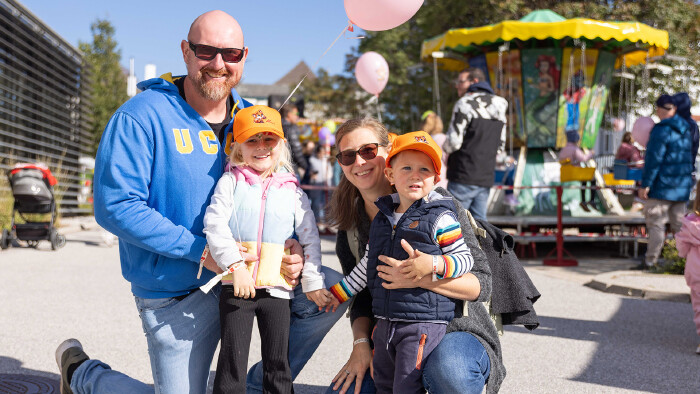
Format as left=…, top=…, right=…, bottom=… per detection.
left=55, top=10, right=346, bottom=394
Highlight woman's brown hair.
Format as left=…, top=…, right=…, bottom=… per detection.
left=420, top=112, right=443, bottom=135
left=622, top=131, right=634, bottom=144
left=326, top=117, right=390, bottom=231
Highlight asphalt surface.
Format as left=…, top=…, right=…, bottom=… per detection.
left=0, top=218, right=698, bottom=393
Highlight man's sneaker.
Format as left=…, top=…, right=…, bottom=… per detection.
left=55, top=338, right=89, bottom=394
left=696, top=344, right=700, bottom=355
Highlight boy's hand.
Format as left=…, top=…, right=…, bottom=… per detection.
left=325, top=291, right=341, bottom=313
left=398, top=240, right=435, bottom=281
left=231, top=268, right=256, bottom=299
left=306, top=288, right=331, bottom=309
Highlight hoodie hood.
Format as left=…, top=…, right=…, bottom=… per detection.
left=658, top=114, right=690, bottom=135
left=467, top=81, right=495, bottom=95
left=137, top=73, right=248, bottom=112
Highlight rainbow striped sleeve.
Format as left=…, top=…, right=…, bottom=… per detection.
left=329, top=246, right=370, bottom=303
left=434, top=213, right=473, bottom=279
left=330, top=281, right=354, bottom=303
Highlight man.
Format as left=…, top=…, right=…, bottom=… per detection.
left=444, top=67, right=508, bottom=221
left=639, top=94, right=695, bottom=269
left=281, top=103, right=309, bottom=177
left=54, top=10, right=345, bottom=394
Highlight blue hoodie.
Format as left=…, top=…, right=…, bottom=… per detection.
left=94, top=74, right=250, bottom=298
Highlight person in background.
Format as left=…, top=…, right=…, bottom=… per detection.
left=281, top=103, right=309, bottom=179
left=673, top=179, right=700, bottom=355
left=308, top=142, right=333, bottom=231
left=673, top=92, right=699, bottom=170
left=639, top=94, right=695, bottom=269
left=444, top=68, right=508, bottom=221
left=55, top=10, right=346, bottom=394
left=615, top=131, right=644, bottom=168
left=559, top=130, right=597, bottom=212
left=420, top=110, right=448, bottom=189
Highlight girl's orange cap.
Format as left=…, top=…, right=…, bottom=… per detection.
left=233, top=105, right=285, bottom=143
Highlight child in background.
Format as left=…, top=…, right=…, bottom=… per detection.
left=308, top=142, right=333, bottom=231
left=559, top=129, right=597, bottom=212
left=673, top=179, right=700, bottom=354
left=203, top=105, right=328, bottom=393
left=325, top=131, right=474, bottom=393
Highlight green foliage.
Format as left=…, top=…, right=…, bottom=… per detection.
left=307, top=0, right=700, bottom=132
left=657, top=239, right=686, bottom=275
left=79, top=19, right=129, bottom=155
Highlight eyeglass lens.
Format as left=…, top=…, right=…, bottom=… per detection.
left=337, top=144, right=379, bottom=166
left=190, top=43, right=244, bottom=63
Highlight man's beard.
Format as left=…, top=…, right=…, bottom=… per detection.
left=192, top=67, right=239, bottom=101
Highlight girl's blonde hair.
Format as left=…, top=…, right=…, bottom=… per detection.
left=420, top=112, right=443, bottom=135
left=326, top=117, right=390, bottom=231
left=694, top=179, right=700, bottom=216
left=229, top=133, right=294, bottom=178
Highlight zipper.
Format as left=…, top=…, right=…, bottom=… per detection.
left=383, top=199, right=417, bottom=317
left=252, top=177, right=273, bottom=284
left=415, top=333, right=427, bottom=370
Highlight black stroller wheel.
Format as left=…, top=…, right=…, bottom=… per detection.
left=50, top=229, right=65, bottom=250
left=0, top=229, right=9, bottom=249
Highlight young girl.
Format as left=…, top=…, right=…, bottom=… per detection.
left=203, top=105, right=329, bottom=393
left=674, top=179, right=700, bottom=354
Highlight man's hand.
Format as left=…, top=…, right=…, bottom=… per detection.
left=638, top=187, right=649, bottom=200
left=281, top=239, right=305, bottom=286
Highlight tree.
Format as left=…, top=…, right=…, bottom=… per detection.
left=79, top=19, right=129, bottom=155
left=309, top=0, right=700, bottom=132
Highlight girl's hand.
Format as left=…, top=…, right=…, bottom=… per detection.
left=231, top=268, right=255, bottom=299
left=305, top=288, right=331, bottom=309
left=331, top=341, right=373, bottom=394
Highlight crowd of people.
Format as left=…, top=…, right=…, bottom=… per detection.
left=51, top=7, right=699, bottom=394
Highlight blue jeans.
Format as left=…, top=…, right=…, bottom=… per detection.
left=246, top=267, right=347, bottom=393
left=325, top=331, right=490, bottom=394
left=447, top=182, right=490, bottom=221
left=71, top=266, right=346, bottom=394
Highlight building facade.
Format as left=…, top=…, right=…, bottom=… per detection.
left=0, top=0, right=91, bottom=215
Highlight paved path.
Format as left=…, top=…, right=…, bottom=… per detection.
left=0, top=221, right=698, bottom=393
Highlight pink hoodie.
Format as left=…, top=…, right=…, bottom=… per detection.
left=675, top=213, right=700, bottom=336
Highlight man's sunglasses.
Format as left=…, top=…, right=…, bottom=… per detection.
left=336, top=143, right=381, bottom=166
left=188, top=42, right=245, bottom=63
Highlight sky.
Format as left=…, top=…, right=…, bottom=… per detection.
left=18, top=0, right=362, bottom=85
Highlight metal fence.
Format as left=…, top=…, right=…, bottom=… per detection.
left=0, top=0, right=92, bottom=215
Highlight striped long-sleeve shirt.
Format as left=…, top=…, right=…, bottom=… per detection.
left=329, top=212, right=473, bottom=303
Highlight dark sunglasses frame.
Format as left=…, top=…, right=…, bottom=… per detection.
left=336, top=143, right=382, bottom=166
left=188, top=42, right=245, bottom=63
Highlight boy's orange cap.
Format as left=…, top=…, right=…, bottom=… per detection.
left=233, top=105, right=285, bottom=143
left=386, top=130, right=442, bottom=175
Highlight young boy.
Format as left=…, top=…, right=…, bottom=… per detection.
left=326, top=130, right=474, bottom=393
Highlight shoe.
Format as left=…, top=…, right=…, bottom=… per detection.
left=586, top=201, right=599, bottom=212
left=579, top=201, right=590, bottom=212
left=55, top=338, right=89, bottom=394
left=696, top=344, right=700, bottom=355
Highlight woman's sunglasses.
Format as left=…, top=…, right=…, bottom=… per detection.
left=188, top=42, right=245, bottom=63
left=336, top=143, right=381, bottom=166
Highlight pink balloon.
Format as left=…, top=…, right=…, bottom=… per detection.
left=344, top=0, right=424, bottom=31
left=631, top=116, right=655, bottom=147
left=612, top=118, right=626, bottom=132
left=355, top=51, right=389, bottom=96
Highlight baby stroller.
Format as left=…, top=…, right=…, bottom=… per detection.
left=1, top=163, right=66, bottom=250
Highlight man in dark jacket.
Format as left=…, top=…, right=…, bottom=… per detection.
left=444, top=68, right=508, bottom=221
left=639, top=94, right=695, bottom=268
left=281, top=103, right=309, bottom=177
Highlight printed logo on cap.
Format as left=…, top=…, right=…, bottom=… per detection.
left=414, top=135, right=428, bottom=143
left=253, top=110, right=273, bottom=124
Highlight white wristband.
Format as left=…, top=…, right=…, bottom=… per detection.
left=353, top=338, right=370, bottom=346
left=432, top=255, right=439, bottom=282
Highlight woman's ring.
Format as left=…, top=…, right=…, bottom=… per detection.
left=345, top=369, right=350, bottom=375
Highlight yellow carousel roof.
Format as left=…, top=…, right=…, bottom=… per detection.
left=421, top=10, right=669, bottom=71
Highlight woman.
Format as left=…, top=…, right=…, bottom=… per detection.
left=420, top=110, right=448, bottom=189
left=325, top=118, right=503, bottom=394
left=615, top=131, right=644, bottom=168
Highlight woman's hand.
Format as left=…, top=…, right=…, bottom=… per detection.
left=331, top=342, right=373, bottom=394
left=281, top=239, right=304, bottom=285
